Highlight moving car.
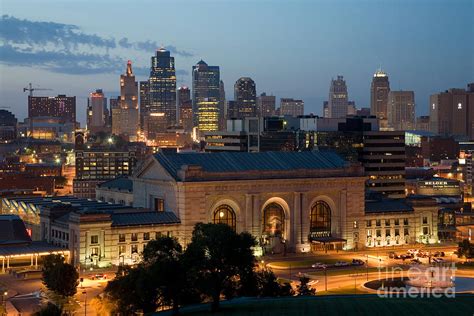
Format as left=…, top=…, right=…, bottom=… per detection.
left=311, top=263, right=327, bottom=269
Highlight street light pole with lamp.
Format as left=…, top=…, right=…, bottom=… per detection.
left=1, top=291, right=7, bottom=315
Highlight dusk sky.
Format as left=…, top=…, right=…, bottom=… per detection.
left=1, top=0, right=473, bottom=125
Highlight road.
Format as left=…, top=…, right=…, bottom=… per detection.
left=0, top=271, right=112, bottom=315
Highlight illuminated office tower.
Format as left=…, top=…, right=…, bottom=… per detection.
left=387, top=90, right=415, bottom=131
left=177, top=86, right=193, bottom=132
left=112, top=61, right=139, bottom=140
left=219, top=80, right=226, bottom=130
left=327, top=75, right=349, bottom=118
left=87, top=89, right=107, bottom=134
left=234, top=77, right=257, bottom=118
left=139, top=81, right=150, bottom=128
left=148, top=48, right=177, bottom=130
left=258, top=93, right=276, bottom=117
left=29, top=94, right=76, bottom=124
left=192, top=60, right=220, bottom=133
left=370, top=69, right=390, bottom=125
left=280, top=98, right=304, bottom=117
left=430, top=83, right=474, bottom=139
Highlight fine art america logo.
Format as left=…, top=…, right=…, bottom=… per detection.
left=376, top=264, right=457, bottom=298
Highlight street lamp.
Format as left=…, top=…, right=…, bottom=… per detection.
left=2, top=291, right=7, bottom=314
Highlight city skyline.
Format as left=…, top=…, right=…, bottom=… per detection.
left=1, top=0, right=473, bottom=125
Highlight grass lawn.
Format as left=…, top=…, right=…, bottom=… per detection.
left=157, top=294, right=474, bottom=315
left=317, top=286, right=370, bottom=295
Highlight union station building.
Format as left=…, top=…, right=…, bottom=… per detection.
left=132, top=151, right=439, bottom=254
left=1, top=151, right=441, bottom=267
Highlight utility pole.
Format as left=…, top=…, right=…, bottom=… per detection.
left=324, top=267, right=328, bottom=292
left=366, top=256, right=369, bottom=281
left=354, top=267, right=357, bottom=295
left=82, top=290, right=87, bottom=315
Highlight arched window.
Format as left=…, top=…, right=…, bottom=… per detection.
left=310, top=201, right=331, bottom=235
left=263, top=203, right=285, bottom=237
left=213, top=205, right=236, bottom=230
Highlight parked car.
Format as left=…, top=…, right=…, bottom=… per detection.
left=311, top=263, right=327, bottom=269
left=433, top=258, right=445, bottom=264
left=407, top=249, right=418, bottom=255
left=388, top=252, right=401, bottom=259
left=352, top=259, right=365, bottom=266
left=90, top=273, right=107, bottom=280
left=400, top=254, right=413, bottom=260
left=410, top=259, right=422, bottom=265
left=334, top=261, right=350, bottom=267
left=417, top=252, right=429, bottom=258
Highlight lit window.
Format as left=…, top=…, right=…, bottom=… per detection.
left=154, top=198, right=164, bottom=212
left=119, top=234, right=125, bottom=243
left=213, top=205, right=236, bottom=231
left=310, top=201, right=331, bottom=235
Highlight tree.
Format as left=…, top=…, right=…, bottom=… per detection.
left=34, top=302, right=62, bottom=316
left=105, top=265, right=157, bottom=314
left=42, top=254, right=79, bottom=297
left=256, top=268, right=294, bottom=297
left=143, top=237, right=200, bottom=314
left=184, top=223, right=256, bottom=312
left=105, top=236, right=200, bottom=315
left=238, top=267, right=294, bottom=298
left=457, top=239, right=474, bottom=261
left=297, top=276, right=316, bottom=296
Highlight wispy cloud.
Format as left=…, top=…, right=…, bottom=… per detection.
left=0, top=15, right=193, bottom=75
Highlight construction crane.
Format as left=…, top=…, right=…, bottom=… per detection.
left=23, top=83, right=52, bottom=97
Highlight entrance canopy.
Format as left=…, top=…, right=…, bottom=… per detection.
left=311, top=237, right=347, bottom=243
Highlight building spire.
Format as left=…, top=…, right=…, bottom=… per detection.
left=126, top=60, right=133, bottom=75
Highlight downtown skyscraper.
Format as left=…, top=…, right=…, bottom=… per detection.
left=370, top=69, right=390, bottom=126
left=148, top=48, right=177, bottom=130
left=326, top=75, right=351, bottom=118
left=257, top=92, right=276, bottom=117
left=87, top=89, right=108, bottom=134
left=177, top=86, right=193, bottom=132
left=430, top=83, right=474, bottom=139
left=387, top=90, right=415, bottom=131
left=111, top=60, right=139, bottom=140
left=192, top=60, right=220, bottom=133
left=234, top=77, right=257, bottom=118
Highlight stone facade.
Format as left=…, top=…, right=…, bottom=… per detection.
left=132, top=152, right=442, bottom=253
left=132, top=154, right=366, bottom=253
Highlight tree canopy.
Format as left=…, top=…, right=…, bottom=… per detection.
left=457, top=239, right=473, bottom=260
left=105, top=223, right=295, bottom=314
left=42, top=254, right=79, bottom=297
left=184, top=223, right=256, bottom=311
